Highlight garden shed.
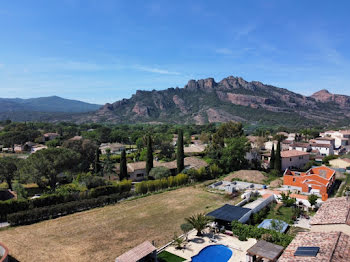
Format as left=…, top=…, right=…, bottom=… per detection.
left=246, top=240, right=284, bottom=262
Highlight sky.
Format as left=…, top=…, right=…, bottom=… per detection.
left=0, top=0, right=350, bottom=104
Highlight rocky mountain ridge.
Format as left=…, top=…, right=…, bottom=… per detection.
left=80, top=76, right=350, bottom=127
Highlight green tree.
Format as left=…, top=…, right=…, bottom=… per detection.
left=94, top=148, right=101, bottom=174
left=119, top=149, right=128, bottom=180
left=21, top=148, right=80, bottom=190
left=149, top=166, right=171, bottom=180
left=62, top=139, right=98, bottom=172
left=219, top=137, right=251, bottom=173
left=103, top=148, right=114, bottom=177
left=0, top=157, right=18, bottom=190
left=270, top=144, right=275, bottom=170
left=177, top=129, right=184, bottom=173
left=185, top=213, right=213, bottom=236
left=274, top=141, right=282, bottom=172
left=13, top=182, right=27, bottom=199
left=146, top=135, right=153, bottom=176
left=180, top=223, right=193, bottom=241
left=212, top=122, right=244, bottom=147
left=308, top=194, right=318, bottom=209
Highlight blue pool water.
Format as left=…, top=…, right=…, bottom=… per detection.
left=191, top=245, right=232, bottom=262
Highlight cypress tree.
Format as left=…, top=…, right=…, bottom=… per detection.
left=120, top=149, right=127, bottom=180
left=275, top=141, right=282, bottom=172
left=177, top=129, right=185, bottom=174
left=94, top=148, right=101, bottom=174
left=270, top=144, right=275, bottom=170
left=146, top=135, right=153, bottom=176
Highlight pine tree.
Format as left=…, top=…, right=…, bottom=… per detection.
left=120, top=149, right=128, bottom=180
left=177, top=129, right=184, bottom=174
left=146, top=135, right=153, bottom=176
left=275, top=141, right=282, bottom=172
left=270, top=144, right=275, bottom=170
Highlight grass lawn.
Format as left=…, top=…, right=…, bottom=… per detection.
left=0, top=186, right=232, bottom=262
left=267, top=206, right=297, bottom=224
left=158, top=251, right=186, bottom=262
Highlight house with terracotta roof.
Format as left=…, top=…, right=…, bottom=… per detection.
left=261, top=150, right=310, bottom=171
left=280, top=150, right=310, bottom=171
left=121, top=157, right=208, bottom=181
left=283, top=166, right=336, bottom=201
left=310, top=197, right=350, bottom=235
left=278, top=231, right=350, bottom=261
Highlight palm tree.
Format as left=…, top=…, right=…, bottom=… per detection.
left=185, top=213, right=213, bottom=236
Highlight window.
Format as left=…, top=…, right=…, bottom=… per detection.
left=290, top=158, right=292, bottom=161
left=293, top=178, right=296, bottom=182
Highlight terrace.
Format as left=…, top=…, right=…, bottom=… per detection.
left=163, top=229, right=257, bottom=262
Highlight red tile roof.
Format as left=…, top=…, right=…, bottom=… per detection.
left=278, top=232, right=350, bottom=262
left=310, top=197, right=350, bottom=226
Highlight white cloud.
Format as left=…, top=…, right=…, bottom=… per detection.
left=133, top=65, right=180, bottom=75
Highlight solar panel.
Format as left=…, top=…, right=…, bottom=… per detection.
left=294, top=247, right=320, bottom=257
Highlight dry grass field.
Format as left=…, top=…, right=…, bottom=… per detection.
left=0, top=186, right=232, bottom=262
left=224, top=170, right=266, bottom=184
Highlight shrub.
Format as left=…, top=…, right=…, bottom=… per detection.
left=231, top=221, right=293, bottom=247
left=149, top=167, right=171, bottom=180
left=89, top=185, right=120, bottom=198
left=135, top=181, right=148, bottom=195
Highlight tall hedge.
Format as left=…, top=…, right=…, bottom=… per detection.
left=0, top=180, right=132, bottom=221
left=7, top=192, right=130, bottom=226
left=135, top=174, right=189, bottom=195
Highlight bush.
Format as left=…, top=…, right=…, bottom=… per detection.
left=149, top=166, right=171, bottom=180
left=231, top=221, right=293, bottom=247
left=0, top=199, right=29, bottom=221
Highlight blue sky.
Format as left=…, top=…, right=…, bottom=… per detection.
left=0, top=0, right=350, bottom=104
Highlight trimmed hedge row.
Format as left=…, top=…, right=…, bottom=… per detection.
left=135, top=174, right=189, bottom=195
left=7, top=192, right=130, bottom=226
left=0, top=181, right=132, bottom=221
left=231, top=221, right=293, bottom=247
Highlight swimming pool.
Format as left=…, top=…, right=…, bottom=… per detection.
left=191, top=245, right=232, bottom=262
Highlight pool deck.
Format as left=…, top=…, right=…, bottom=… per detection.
left=164, top=229, right=257, bottom=262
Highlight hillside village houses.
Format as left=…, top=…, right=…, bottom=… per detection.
left=117, top=156, right=208, bottom=181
